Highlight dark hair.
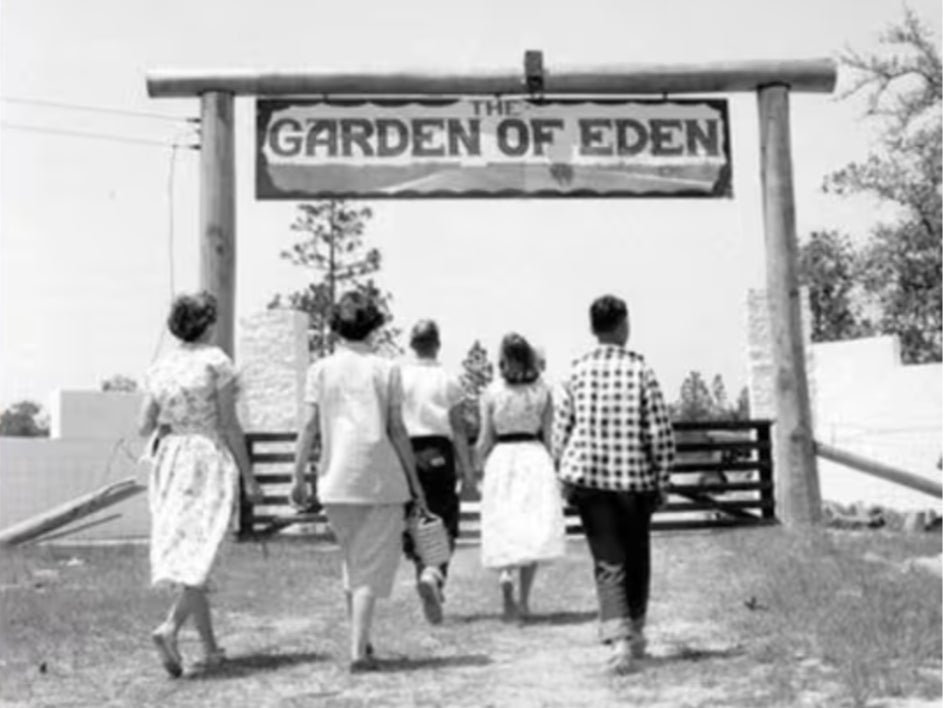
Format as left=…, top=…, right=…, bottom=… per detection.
left=590, top=295, right=628, bottom=335
left=410, top=319, right=440, bottom=356
left=330, top=291, right=385, bottom=342
left=499, top=333, right=540, bottom=385
left=168, top=291, right=218, bottom=342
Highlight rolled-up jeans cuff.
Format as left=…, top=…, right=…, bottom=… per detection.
left=599, top=616, right=633, bottom=643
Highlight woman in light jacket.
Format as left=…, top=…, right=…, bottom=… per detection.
left=291, top=291, right=429, bottom=672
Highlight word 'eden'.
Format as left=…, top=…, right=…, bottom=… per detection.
left=267, top=117, right=721, bottom=160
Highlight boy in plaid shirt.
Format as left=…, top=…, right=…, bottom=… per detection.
left=553, top=295, right=675, bottom=675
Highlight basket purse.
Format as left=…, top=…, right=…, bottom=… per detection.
left=406, top=508, right=451, bottom=567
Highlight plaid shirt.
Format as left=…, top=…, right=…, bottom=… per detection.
left=552, top=344, right=675, bottom=492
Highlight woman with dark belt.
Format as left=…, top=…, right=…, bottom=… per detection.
left=476, top=333, right=566, bottom=622
left=399, top=320, right=474, bottom=624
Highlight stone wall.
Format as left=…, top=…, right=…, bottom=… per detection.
left=745, top=288, right=814, bottom=420
left=237, top=309, right=310, bottom=432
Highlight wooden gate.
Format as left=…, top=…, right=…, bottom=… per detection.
left=237, top=419, right=775, bottom=540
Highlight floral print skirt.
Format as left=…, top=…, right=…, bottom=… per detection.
left=148, top=433, right=238, bottom=589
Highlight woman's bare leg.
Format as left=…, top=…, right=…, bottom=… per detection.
left=519, top=563, right=537, bottom=618
left=350, top=586, right=376, bottom=662
left=186, top=586, right=221, bottom=656
left=499, top=568, right=517, bottom=621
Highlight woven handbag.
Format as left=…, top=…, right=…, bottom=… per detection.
left=407, top=509, right=451, bottom=567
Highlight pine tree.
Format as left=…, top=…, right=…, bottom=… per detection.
left=269, top=200, right=402, bottom=358
left=458, top=340, right=494, bottom=439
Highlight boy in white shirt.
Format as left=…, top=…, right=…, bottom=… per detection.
left=400, top=320, right=474, bottom=624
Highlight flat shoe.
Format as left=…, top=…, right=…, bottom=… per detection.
left=151, top=629, right=183, bottom=679
left=417, top=577, right=443, bottom=625
left=607, top=650, right=635, bottom=676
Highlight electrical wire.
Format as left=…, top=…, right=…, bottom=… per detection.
left=0, top=121, right=198, bottom=149
left=0, top=95, right=196, bottom=124
left=150, top=127, right=195, bottom=363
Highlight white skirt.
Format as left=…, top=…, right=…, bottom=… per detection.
left=480, top=442, right=567, bottom=569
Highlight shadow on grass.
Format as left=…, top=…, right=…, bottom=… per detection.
left=453, top=610, right=596, bottom=626
left=374, top=654, right=492, bottom=672
left=190, top=649, right=329, bottom=680
left=644, top=643, right=746, bottom=667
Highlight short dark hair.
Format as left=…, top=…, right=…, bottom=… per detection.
left=168, top=291, right=218, bottom=342
left=330, top=291, right=385, bottom=342
left=499, top=333, right=540, bottom=385
left=410, top=319, right=440, bottom=356
left=590, top=295, right=628, bottom=335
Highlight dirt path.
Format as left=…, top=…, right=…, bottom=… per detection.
left=3, top=531, right=940, bottom=707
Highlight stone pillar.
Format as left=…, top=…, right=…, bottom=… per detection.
left=237, top=309, right=310, bottom=432
left=747, top=288, right=816, bottom=518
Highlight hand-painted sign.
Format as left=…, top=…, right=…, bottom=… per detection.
left=256, top=98, right=731, bottom=199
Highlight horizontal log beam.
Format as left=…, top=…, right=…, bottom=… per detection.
left=147, top=59, right=836, bottom=98
left=814, top=440, right=942, bottom=499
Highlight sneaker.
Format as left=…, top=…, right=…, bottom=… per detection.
left=417, top=570, right=443, bottom=625
left=608, top=639, right=635, bottom=676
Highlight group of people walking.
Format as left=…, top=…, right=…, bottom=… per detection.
left=139, top=290, right=675, bottom=679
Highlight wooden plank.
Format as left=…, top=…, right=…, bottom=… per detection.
left=814, top=440, right=942, bottom=498
left=757, top=422, right=776, bottom=519
left=672, top=461, right=770, bottom=473
left=246, top=432, right=299, bottom=443
left=251, top=453, right=316, bottom=464
left=651, top=517, right=776, bottom=531
left=249, top=473, right=317, bottom=485
left=147, top=59, right=836, bottom=97
left=668, top=481, right=772, bottom=494
left=758, top=84, right=821, bottom=525
left=0, top=478, right=144, bottom=547
left=676, top=440, right=768, bottom=453
left=200, top=92, right=236, bottom=356
left=672, top=420, right=772, bottom=431
left=661, top=499, right=771, bottom=514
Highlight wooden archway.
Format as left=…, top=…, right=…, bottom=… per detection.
left=146, top=56, right=836, bottom=525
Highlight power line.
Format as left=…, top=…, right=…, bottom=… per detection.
left=1, top=95, right=197, bottom=124
left=1, top=121, right=199, bottom=149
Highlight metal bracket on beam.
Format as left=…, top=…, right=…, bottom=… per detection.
left=524, top=50, right=545, bottom=97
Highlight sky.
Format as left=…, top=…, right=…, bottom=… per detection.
left=0, top=0, right=940, bottom=412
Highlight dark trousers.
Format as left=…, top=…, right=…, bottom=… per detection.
left=402, top=436, right=459, bottom=583
left=570, top=486, right=658, bottom=643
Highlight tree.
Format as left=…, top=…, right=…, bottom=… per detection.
left=798, top=230, right=874, bottom=342
left=734, top=386, right=751, bottom=421
left=671, top=371, right=715, bottom=422
left=269, top=200, right=402, bottom=358
left=825, top=8, right=942, bottom=362
left=0, top=400, right=50, bottom=437
left=458, top=340, right=494, bottom=439
left=670, top=371, right=748, bottom=422
left=101, top=375, right=138, bottom=392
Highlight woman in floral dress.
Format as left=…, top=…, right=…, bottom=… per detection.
left=139, top=292, right=263, bottom=678
left=476, top=333, right=566, bottom=621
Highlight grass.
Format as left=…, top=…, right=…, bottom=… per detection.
left=0, top=525, right=940, bottom=708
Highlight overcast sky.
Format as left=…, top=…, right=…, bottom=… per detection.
left=1, top=0, right=940, bottom=411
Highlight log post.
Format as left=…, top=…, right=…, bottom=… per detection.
left=757, top=84, right=821, bottom=525
left=200, top=92, right=236, bottom=355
